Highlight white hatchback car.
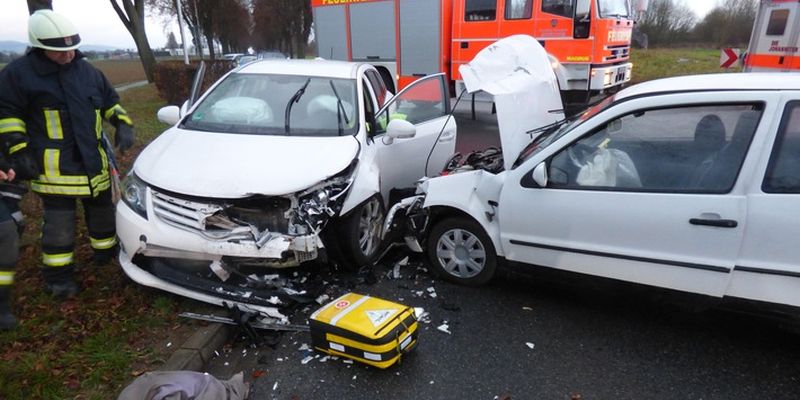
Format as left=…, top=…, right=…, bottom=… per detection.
left=116, top=59, right=456, bottom=316
left=390, top=71, right=800, bottom=311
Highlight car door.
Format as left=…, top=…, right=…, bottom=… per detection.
left=727, top=96, right=800, bottom=307
left=373, top=73, right=456, bottom=198
left=497, top=92, right=769, bottom=297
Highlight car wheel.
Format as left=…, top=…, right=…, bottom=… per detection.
left=340, top=196, right=385, bottom=268
left=427, top=217, right=497, bottom=286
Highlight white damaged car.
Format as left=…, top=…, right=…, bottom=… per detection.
left=388, top=35, right=800, bottom=313
left=116, top=59, right=456, bottom=316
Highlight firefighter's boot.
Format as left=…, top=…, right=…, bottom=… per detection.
left=41, top=267, right=80, bottom=299
left=0, top=287, right=16, bottom=330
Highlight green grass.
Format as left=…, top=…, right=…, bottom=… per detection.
left=630, top=47, right=741, bottom=84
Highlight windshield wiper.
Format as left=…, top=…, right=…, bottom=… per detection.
left=328, top=80, right=350, bottom=136
left=526, top=117, right=568, bottom=139
left=285, top=78, right=311, bottom=135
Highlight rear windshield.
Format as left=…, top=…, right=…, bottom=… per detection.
left=183, top=73, right=359, bottom=137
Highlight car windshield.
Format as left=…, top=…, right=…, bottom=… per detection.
left=513, top=95, right=615, bottom=168
left=183, top=73, right=359, bottom=137
left=597, top=0, right=629, bottom=18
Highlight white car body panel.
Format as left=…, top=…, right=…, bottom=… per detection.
left=135, top=129, right=359, bottom=198
left=407, top=35, right=800, bottom=310
left=419, top=170, right=506, bottom=255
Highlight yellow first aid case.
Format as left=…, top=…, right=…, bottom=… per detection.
left=309, top=292, right=418, bottom=369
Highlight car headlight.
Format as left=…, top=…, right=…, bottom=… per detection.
left=121, top=173, right=148, bottom=219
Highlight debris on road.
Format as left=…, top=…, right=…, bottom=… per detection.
left=525, top=342, right=535, bottom=350
left=437, top=323, right=451, bottom=335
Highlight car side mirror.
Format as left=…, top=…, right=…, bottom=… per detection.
left=157, top=105, right=181, bottom=125
left=384, top=119, right=416, bottom=145
left=532, top=162, right=548, bottom=187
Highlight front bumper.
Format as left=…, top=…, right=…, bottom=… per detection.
left=116, top=189, right=331, bottom=317
left=589, top=62, right=632, bottom=91
left=382, top=195, right=427, bottom=253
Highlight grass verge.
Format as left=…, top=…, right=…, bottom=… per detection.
left=630, top=47, right=741, bottom=84
left=0, top=84, right=196, bottom=400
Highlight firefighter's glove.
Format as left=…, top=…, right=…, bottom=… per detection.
left=9, top=149, right=38, bottom=181
left=115, top=123, right=134, bottom=155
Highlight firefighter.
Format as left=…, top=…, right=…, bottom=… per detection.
left=0, top=162, right=28, bottom=330
left=0, top=10, right=134, bottom=299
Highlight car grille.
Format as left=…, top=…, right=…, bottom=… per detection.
left=151, top=190, right=292, bottom=241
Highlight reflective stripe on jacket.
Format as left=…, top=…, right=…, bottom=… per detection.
left=0, top=50, right=132, bottom=197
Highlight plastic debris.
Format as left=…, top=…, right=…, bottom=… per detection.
left=429, top=380, right=435, bottom=384
left=427, top=287, right=438, bottom=298
left=299, top=343, right=310, bottom=351
left=301, top=355, right=314, bottom=365
left=343, top=359, right=354, bottom=364
left=522, top=306, right=533, bottom=311
left=316, top=294, right=330, bottom=304
left=437, top=323, right=451, bottom=335
left=526, top=342, right=535, bottom=349
left=273, top=381, right=279, bottom=391
left=210, top=260, right=231, bottom=282
left=166, top=342, right=172, bottom=347
left=319, top=356, right=330, bottom=362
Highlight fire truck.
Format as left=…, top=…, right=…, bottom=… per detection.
left=744, top=0, right=800, bottom=72
left=311, top=0, right=646, bottom=103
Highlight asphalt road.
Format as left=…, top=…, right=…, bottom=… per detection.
left=201, top=107, right=800, bottom=399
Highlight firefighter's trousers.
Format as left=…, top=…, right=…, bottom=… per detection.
left=0, top=193, right=23, bottom=299
left=39, top=189, right=117, bottom=283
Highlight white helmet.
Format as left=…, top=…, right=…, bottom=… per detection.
left=28, top=9, right=81, bottom=51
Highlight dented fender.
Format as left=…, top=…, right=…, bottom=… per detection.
left=340, top=141, right=381, bottom=215
left=419, top=170, right=506, bottom=257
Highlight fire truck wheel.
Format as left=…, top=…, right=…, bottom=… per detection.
left=427, top=217, right=497, bottom=286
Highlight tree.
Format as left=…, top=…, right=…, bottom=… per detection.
left=165, top=31, right=179, bottom=50
left=637, top=0, right=697, bottom=46
left=252, top=0, right=312, bottom=57
left=27, top=0, right=51, bottom=13
left=693, top=0, right=757, bottom=46
left=109, top=0, right=157, bottom=82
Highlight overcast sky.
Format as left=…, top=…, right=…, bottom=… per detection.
left=0, top=0, right=721, bottom=50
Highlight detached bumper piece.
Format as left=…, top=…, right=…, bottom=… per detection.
left=310, top=292, right=418, bottom=369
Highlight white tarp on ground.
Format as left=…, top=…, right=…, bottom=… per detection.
left=459, top=35, right=565, bottom=170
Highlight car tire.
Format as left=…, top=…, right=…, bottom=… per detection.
left=426, top=217, right=497, bottom=286
left=339, top=196, right=385, bottom=269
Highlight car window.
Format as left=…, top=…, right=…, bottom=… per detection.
left=541, top=0, right=573, bottom=18
left=362, top=78, right=378, bottom=137
left=375, top=75, right=447, bottom=133
left=365, top=70, right=388, bottom=106
left=182, top=73, right=358, bottom=137
left=547, top=104, right=763, bottom=193
left=767, top=9, right=789, bottom=36
left=763, top=101, right=800, bottom=193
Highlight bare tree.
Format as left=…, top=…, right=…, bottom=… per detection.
left=27, top=0, right=52, bottom=13
left=165, top=31, right=179, bottom=51
left=693, top=0, right=758, bottom=46
left=109, top=0, right=157, bottom=82
left=637, top=0, right=697, bottom=46
left=252, top=0, right=311, bottom=57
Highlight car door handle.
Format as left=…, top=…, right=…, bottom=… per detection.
left=689, top=218, right=738, bottom=228
left=439, top=129, right=455, bottom=142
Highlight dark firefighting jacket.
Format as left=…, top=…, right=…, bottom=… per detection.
left=0, top=49, right=132, bottom=197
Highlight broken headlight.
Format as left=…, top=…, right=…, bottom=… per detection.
left=295, top=180, right=350, bottom=233
left=122, top=172, right=148, bottom=219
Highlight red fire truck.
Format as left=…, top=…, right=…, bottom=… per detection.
left=744, top=0, right=800, bottom=72
left=311, top=0, right=645, bottom=102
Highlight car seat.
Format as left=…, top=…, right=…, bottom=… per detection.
left=691, top=111, right=760, bottom=191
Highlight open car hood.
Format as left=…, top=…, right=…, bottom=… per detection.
left=459, top=35, right=565, bottom=170
left=134, top=128, right=359, bottom=198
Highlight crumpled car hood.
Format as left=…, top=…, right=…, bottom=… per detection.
left=459, top=34, right=564, bottom=170
left=134, top=128, right=359, bottom=198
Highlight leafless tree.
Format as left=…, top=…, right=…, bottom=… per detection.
left=693, top=0, right=758, bottom=46
left=252, top=0, right=311, bottom=57
left=26, top=0, right=52, bottom=13
left=637, top=0, right=697, bottom=46
left=109, top=0, right=157, bottom=82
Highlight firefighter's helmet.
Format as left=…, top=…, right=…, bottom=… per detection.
left=28, top=9, right=81, bottom=51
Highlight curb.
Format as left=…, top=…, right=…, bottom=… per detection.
left=160, top=322, right=233, bottom=371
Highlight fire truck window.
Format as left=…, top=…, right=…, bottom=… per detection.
left=767, top=9, right=789, bottom=36
left=542, top=0, right=574, bottom=18
left=465, top=0, right=496, bottom=21
left=505, top=0, right=532, bottom=19
left=764, top=102, right=800, bottom=193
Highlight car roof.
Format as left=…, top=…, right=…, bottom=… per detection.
left=616, top=72, right=800, bottom=101
left=237, top=59, right=362, bottom=79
